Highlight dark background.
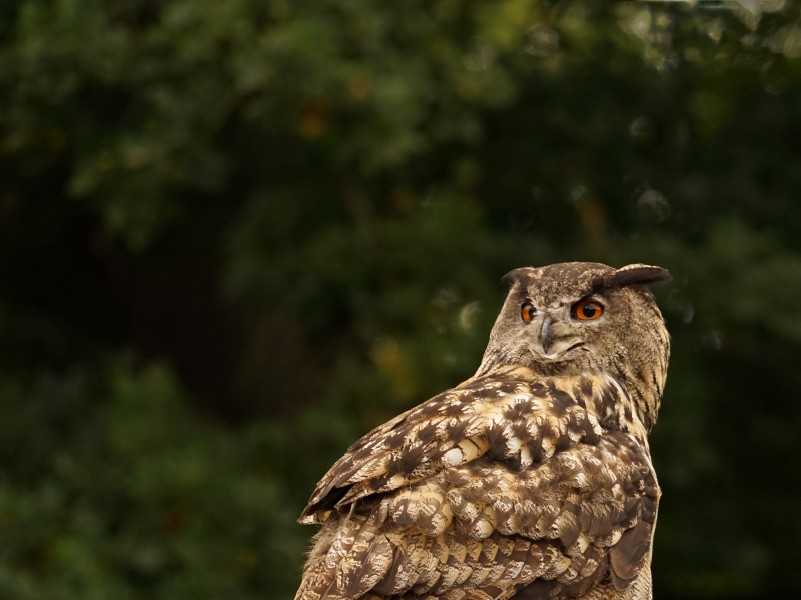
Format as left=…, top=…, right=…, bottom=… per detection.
left=2, top=1, right=801, bottom=598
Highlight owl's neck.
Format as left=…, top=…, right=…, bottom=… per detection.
left=609, top=322, right=670, bottom=434
left=595, top=371, right=658, bottom=442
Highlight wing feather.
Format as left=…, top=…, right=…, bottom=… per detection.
left=299, top=368, right=609, bottom=524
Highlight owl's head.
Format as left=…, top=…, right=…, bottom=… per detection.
left=477, top=262, right=671, bottom=425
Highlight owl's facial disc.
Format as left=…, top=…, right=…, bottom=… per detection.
left=517, top=294, right=609, bottom=363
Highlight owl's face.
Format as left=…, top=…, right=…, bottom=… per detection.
left=478, top=262, right=670, bottom=380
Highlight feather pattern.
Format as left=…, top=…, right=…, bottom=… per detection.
left=295, top=368, right=659, bottom=600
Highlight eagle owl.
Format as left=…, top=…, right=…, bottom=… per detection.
left=295, top=262, right=671, bottom=600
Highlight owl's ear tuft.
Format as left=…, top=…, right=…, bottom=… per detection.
left=501, top=268, right=530, bottom=288
left=595, top=264, right=671, bottom=291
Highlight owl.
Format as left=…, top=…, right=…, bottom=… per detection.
left=295, top=262, right=671, bottom=600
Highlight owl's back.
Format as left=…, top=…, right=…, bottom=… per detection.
left=296, top=367, right=659, bottom=600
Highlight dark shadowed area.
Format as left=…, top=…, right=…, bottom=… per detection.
left=1, top=1, right=800, bottom=598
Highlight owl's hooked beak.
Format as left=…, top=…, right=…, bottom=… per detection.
left=540, top=315, right=555, bottom=354
left=527, top=312, right=582, bottom=362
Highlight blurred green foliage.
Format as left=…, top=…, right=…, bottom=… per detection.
left=2, top=0, right=801, bottom=598
left=0, top=361, right=302, bottom=599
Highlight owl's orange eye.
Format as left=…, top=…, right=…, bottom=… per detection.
left=573, top=298, right=604, bottom=321
left=521, top=302, right=536, bottom=323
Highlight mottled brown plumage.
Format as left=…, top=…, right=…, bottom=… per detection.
left=296, top=262, right=671, bottom=600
